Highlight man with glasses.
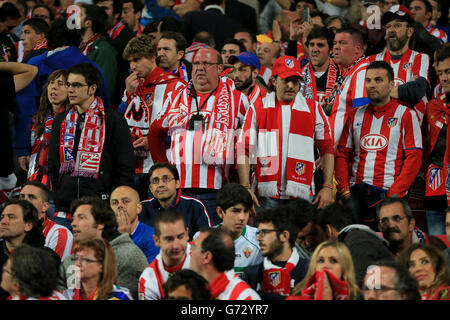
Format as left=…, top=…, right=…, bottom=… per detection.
left=148, top=47, right=251, bottom=225
left=362, top=259, right=421, bottom=300
left=140, top=162, right=212, bottom=240
left=48, top=63, right=135, bottom=221
left=377, top=197, right=447, bottom=255
left=242, top=206, right=309, bottom=300
left=335, top=61, right=422, bottom=231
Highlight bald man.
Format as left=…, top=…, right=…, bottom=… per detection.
left=110, top=186, right=160, bottom=263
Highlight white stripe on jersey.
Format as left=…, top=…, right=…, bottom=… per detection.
left=217, top=271, right=261, bottom=300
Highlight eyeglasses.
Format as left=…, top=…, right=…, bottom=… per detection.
left=65, top=82, right=88, bottom=89
left=256, top=229, right=279, bottom=237
left=150, top=175, right=175, bottom=185
left=70, top=255, right=102, bottom=265
left=361, top=286, right=398, bottom=297
left=379, top=215, right=406, bottom=226
left=192, top=61, right=219, bottom=68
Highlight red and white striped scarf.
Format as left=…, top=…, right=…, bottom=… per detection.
left=262, top=246, right=299, bottom=295
left=79, top=33, right=102, bottom=56
left=299, top=269, right=349, bottom=300
left=107, top=21, right=125, bottom=40
left=59, top=97, right=105, bottom=178
left=33, top=38, right=48, bottom=50
left=256, top=92, right=315, bottom=199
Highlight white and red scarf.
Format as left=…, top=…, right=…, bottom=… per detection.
left=299, top=269, right=349, bottom=300
left=107, top=21, right=125, bottom=40
left=79, top=33, right=102, bottom=56
left=256, top=92, right=315, bottom=199
left=59, top=97, right=105, bottom=179
left=262, top=246, right=300, bottom=295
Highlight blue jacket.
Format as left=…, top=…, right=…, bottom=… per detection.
left=139, top=190, right=212, bottom=240
left=14, top=46, right=111, bottom=157
left=132, top=222, right=160, bottom=264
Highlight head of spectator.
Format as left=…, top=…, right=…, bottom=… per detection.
left=31, top=4, right=53, bottom=26
left=229, top=51, right=260, bottom=95
left=67, top=63, right=103, bottom=112
left=221, top=38, right=245, bottom=69
left=305, top=26, right=334, bottom=72
left=192, top=31, right=215, bottom=48
left=365, top=60, right=395, bottom=107
left=333, top=27, right=365, bottom=69
left=287, top=199, right=325, bottom=253
left=324, top=15, right=349, bottom=34
left=291, top=241, right=359, bottom=299
left=157, top=31, right=186, bottom=73
left=428, top=0, right=441, bottom=26
left=398, top=243, right=450, bottom=299
left=33, top=69, right=69, bottom=139
left=70, top=196, right=118, bottom=243
left=110, top=185, right=142, bottom=234
left=362, top=259, right=421, bottom=300
left=163, top=269, right=211, bottom=300
left=215, top=183, right=252, bottom=240
left=315, top=202, right=352, bottom=243
left=435, top=43, right=450, bottom=94
left=0, top=2, right=21, bottom=34
left=46, top=18, right=81, bottom=50
left=93, top=0, right=122, bottom=28
left=70, top=238, right=119, bottom=299
left=377, top=197, right=415, bottom=254
left=382, top=5, right=415, bottom=55
left=19, top=181, right=50, bottom=220
left=120, top=0, right=143, bottom=34
left=270, top=55, right=302, bottom=103
left=192, top=47, right=223, bottom=94
left=157, top=16, right=186, bottom=44
left=255, top=207, right=299, bottom=262
left=1, top=244, right=59, bottom=299
left=408, top=0, right=432, bottom=28
left=383, top=0, right=401, bottom=13
left=293, top=0, right=317, bottom=23
left=142, top=21, right=159, bottom=43
left=123, top=35, right=157, bottom=79
left=190, top=227, right=235, bottom=283
left=79, top=4, right=108, bottom=39
left=152, top=210, right=189, bottom=268
left=234, top=29, right=257, bottom=54
left=148, top=162, right=180, bottom=209
left=274, top=9, right=298, bottom=42
left=0, top=199, right=45, bottom=251
left=256, top=41, right=280, bottom=70
left=20, top=17, right=49, bottom=52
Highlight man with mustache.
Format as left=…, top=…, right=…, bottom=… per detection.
left=335, top=61, right=423, bottom=231
left=237, top=55, right=334, bottom=211
left=368, top=5, right=430, bottom=125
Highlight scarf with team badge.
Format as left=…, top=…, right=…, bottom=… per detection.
left=262, top=246, right=300, bottom=295
left=59, top=97, right=105, bottom=179
left=255, top=92, right=315, bottom=200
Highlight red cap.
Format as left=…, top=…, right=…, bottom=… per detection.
left=271, top=56, right=302, bottom=79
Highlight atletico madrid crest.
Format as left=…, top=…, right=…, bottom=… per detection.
left=387, top=117, right=398, bottom=128
left=429, top=167, right=442, bottom=191
left=269, top=271, right=281, bottom=287
left=285, top=59, right=294, bottom=68
left=295, top=162, right=305, bottom=176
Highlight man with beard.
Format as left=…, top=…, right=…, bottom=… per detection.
left=377, top=197, right=447, bottom=256
left=368, top=5, right=430, bottom=124
left=242, top=206, right=309, bottom=300
left=335, top=61, right=423, bottom=230
left=78, top=4, right=118, bottom=104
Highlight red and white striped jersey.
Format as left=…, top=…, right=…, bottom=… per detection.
left=138, top=244, right=191, bottom=300
left=210, top=271, right=261, bottom=300
left=425, top=23, right=448, bottom=43
left=335, top=100, right=423, bottom=197
left=122, top=67, right=186, bottom=174
left=258, top=65, right=272, bottom=86
left=329, top=57, right=370, bottom=144
left=43, top=217, right=73, bottom=261
left=433, top=82, right=445, bottom=101
left=149, top=77, right=251, bottom=190
left=368, top=49, right=430, bottom=123
left=248, top=82, right=268, bottom=106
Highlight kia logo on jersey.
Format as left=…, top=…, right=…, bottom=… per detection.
left=360, top=134, right=388, bottom=151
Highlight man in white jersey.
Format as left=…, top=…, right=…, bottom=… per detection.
left=138, top=210, right=191, bottom=300
left=19, top=181, right=73, bottom=261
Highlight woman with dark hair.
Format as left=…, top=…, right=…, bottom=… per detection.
left=27, top=69, right=69, bottom=187
left=399, top=243, right=450, bottom=300
left=63, top=239, right=133, bottom=300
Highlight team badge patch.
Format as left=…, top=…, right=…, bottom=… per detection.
left=145, top=93, right=153, bottom=105
left=285, top=59, right=294, bottom=69
left=243, top=247, right=252, bottom=258
left=269, top=271, right=281, bottom=287
left=387, top=117, right=398, bottom=128
left=429, top=167, right=442, bottom=191
left=403, top=62, right=412, bottom=70
left=295, top=162, right=305, bottom=176
left=261, top=159, right=269, bottom=168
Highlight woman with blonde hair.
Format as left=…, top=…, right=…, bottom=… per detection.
left=63, top=239, right=133, bottom=300
left=399, top=243, right=450, bottom=300
left=288, top=241, right=359, bottom=300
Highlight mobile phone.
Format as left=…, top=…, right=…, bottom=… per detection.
left=303, top=7, right=310, bottom=23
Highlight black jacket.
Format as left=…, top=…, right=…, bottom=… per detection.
left=48, top=105, right=135, bottom=212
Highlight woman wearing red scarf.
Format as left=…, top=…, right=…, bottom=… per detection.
left=27, top=70, right=70, bottom=188
left=399, top=243, right=450, bottom=300
left=287, top=241, right=359, bottom=300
